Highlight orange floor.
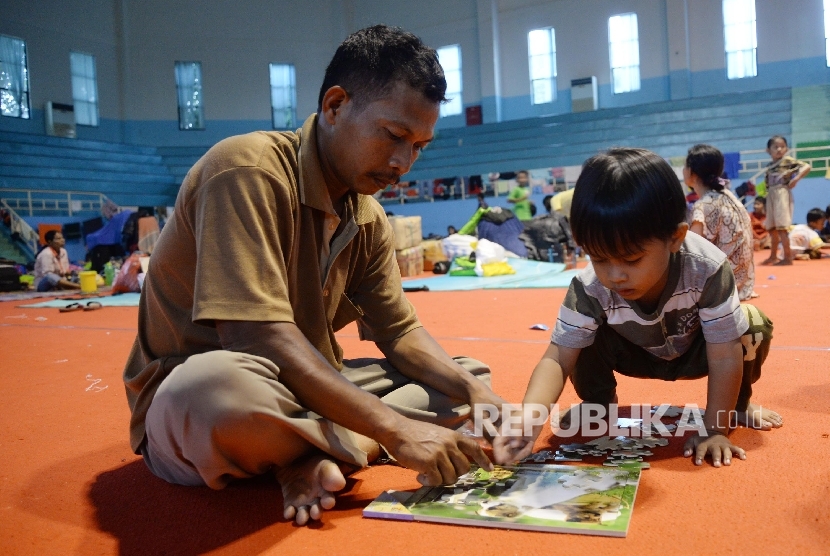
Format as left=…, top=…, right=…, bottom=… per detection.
left=1, top=251, right=828, bottom=555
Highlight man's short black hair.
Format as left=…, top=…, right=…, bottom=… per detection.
left=317, top=24, right=447, bottom=112
left=45, top=230, right=58, bottom=243
left=571, top=148, right=686, bottom=259
left=807, top=207, right=826, bottom=224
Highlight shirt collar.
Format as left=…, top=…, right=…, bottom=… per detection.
left=297, top=114, right=376, bottom=226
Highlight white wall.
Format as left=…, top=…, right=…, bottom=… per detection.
left=1, top=0, right=122, bottom=120
left=1, top=0, right=828, bottom=142
left=496, top=0, right=670, bottom=97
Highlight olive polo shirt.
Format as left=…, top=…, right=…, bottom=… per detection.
left=123, top=114, right=422, bottom=453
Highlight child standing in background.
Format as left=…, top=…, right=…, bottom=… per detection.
left=761, top=136, right=812, bottom=266
left=684, top=144, right=757, bottom=300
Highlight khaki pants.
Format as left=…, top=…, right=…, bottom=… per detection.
left=142, top=350, right=490, bottom=489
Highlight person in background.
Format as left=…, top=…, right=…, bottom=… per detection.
left=685, top=144, right=757, bottom=300
left=761, top=136, right=812, bottom=266
left=34, top=231, right=80, bottom=291
left=788, top=208, right=830, bottom=260
left=447, top=225, right=458, bottom=236
left=550, top=187, right=575, bottom=222
left=820, top=205, right=830, bottom=243
left=507, top=170, right=533, bottom=221
left=749, top=196, right=770, bottom=251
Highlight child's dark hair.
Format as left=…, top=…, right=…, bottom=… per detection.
left=318, top=24, right=447, bottom=112
left=755, top=195, right=766, bottom=206
left=767, top=135, right=788, bottom=148
left=807, top=207, right=826, bottom=224
left=685, top=144, right=725, bottom=191
left=571, top=148, right=686, bottom=259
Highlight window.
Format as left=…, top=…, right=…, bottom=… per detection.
left=437, top=45, right=462, bottom=117
left=825, top=0, right=830, bottom=66
left=269, top=63, right=296, bottom=129
left=0, top=34, right=30, bottom=119
left=722, top=0, right=757, bottom=79
left=528, top=28, right=557, bottom=104
left=608, top=13, right=640, bottom=94
left=70, top=52, right=98, bottom=126
left=174, top=61, right=204, bottom=130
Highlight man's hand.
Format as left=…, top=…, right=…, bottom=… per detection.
left=683, top=431, right=746, bottom=467
left=384, top=419, right=493, bottom=486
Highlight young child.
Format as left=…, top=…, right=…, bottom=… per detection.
left=761, top=136, right=812, bottom=266
left=820, top=205, right=830, bottom=243
left=788, top=208, right=830, bottom=260
left=749, top=196, right=771, bottom=250
left=492, top=148, right=783, bottom=468
left=684, top=144, right=757, bottom=300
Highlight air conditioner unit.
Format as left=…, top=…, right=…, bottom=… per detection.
left=45, top=101, right=76, bottom=138
left=571, top=77, right=598, bottom=113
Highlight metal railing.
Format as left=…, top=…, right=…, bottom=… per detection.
left=0, top=188, right=112, bottom=217
left=0, top=198, right=39, bottom=257
left=738, top=145, right=830, bottom=184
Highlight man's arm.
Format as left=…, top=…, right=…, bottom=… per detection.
left=216, top=320, right=492, bottom=484
left=376, top=326, right=505, bottom=408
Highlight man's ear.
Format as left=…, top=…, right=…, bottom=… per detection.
left=320, top=86, right=349, bottom=125
left=670, top=222, right=689, bottom=252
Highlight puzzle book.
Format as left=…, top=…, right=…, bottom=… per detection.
left=363, top=463, right=642, bottom=537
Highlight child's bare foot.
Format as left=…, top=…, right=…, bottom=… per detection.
left=760, top=257, right=779, bottom=265
left=793, top=253, right=810, bottom=261
left=773, top=258, right=793, bottom=266
left=735, top=403, right=783, bottom=430
left=275, top=452, right=348, bottom=525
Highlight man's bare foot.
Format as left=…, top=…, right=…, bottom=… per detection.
left=760, top=257, right=779, bottom=266
left=735, top=403, right=783, bottom=430
left=274, top=453, right=347, bottom=525
left=773, top=259, right=793, bottom=266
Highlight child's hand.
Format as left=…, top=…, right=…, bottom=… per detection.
left=491, top=434, right=534, bottom=464
left=683, top=431, right=746, bottom=467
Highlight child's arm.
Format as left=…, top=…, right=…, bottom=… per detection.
left=491, top=343, right=581, bottom=464
left=788, top=160, right=812, bottom=189
left=683, top=338, right=747, bottom=467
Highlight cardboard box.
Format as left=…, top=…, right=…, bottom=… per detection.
left=395, top=245, right=424, bottom=277
left=389, top=216, right=422, bottom=250
left=421, top=239, right=446, bottom=271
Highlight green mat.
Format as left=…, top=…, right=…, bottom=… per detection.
left=21, top=292, right=142, bottom=308
left=403, top=258, right=579, bottom=291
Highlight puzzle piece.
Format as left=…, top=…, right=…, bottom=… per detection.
left=651, top=404, right=684, bottom=418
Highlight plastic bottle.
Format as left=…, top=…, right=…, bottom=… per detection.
left=104, top=261, right=115, bottom=286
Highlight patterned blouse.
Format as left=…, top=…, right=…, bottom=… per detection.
left=692, top=189, right=755, bottom=300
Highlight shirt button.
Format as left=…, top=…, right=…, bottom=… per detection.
left=323, top=289, right=329, bottom=297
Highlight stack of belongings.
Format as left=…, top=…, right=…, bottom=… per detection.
left=520, top=210, right=576, bottom=263
left=475, top=207, right=527, bottom=258
left=389, top=215, right=423, bottom=277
